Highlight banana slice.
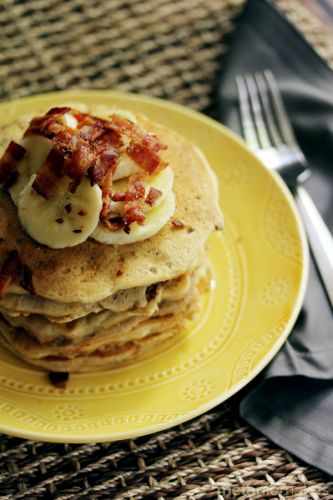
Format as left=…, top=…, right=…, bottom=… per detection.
left=59, top=112, right=78, bottom=129
left=18, top=175, right=102, bottom=249
left=92, top=191, right=175, bottom=245
left=110, top=166, right=174, bottom=214
left=9, top=135, right=52, bottom=204
left=113, top=155, right=141, bottom=181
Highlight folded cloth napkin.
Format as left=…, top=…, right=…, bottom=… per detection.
left=216, top=0, right=333, bottom=476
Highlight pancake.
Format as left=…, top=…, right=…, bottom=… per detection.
left=0, top=105, right=222, bottom=372
left=0, top=109, right=222, bottom=303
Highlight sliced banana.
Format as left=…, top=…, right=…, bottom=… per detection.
left=92, top=191, right=175, bottom=245
left=58, top=112, right=78, bottom=129
left=113, top=155, right=141, bottom=181
left=110, top=166, right=174, bottom=214
left=9, top=135, right=52, bottom=204
left=18, top=175, right=102, bottom=249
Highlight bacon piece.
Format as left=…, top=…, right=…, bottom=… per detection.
left=52, top=128, right=78, bottom=158
left=112, top=191, right=126, bottom=202
left=145, top=187, right=162, bottom=206
left=123, top=205, right=145, bottom=225
left=0, top=250, right=22, bottom=298
left=88, top=147, right=118, bottom=186
left=0, top=141, right=26, bottom=187
left=108, top=114, right=136, bottom=136
left=172, top=219, right=184, bottom=229
left=106, top=216, right=125, bottom=231
left=0, top=250, right=36, bottom=297
left=127, top=140, right=166, bottom=174
left=32, top=148, right=64, bottom=199
left=24, top=107, right=71, bottom=138
left=124, top=176, right=145, bottom=202
left=46, top=107, right=72, bottom=117
left=65, top=141, right=94, bottom=193
left=100, top=171, right=114, bottom=221
left=95, top=129, right=123, bottom=150
left=48, top=371, right=69, bottom=389
left=20, top=264, right=36, bottom=295
left=109, top=114, right=167, bottom=174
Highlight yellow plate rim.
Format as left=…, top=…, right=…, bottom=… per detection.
left=0, top=90, right=309, bottom=443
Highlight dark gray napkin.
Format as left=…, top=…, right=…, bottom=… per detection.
left=216, top=0, right=333, bottom=476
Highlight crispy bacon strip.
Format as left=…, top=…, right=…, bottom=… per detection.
left=24, top=107, right=71, bottom=138
left=32, top=149, right=64, bottom=199
left=0, top=250, right=21, bottom=298
left=0, top=141, right=26, bottom=187
left=65, top=141, right=95, bottom=193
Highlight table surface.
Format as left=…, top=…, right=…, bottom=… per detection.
left=0, top=0, right=333, bottom=498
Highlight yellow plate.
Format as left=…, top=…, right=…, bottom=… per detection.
left=0, top=91, right=308, bottom=443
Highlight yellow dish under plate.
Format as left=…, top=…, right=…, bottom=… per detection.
left=0, top=91, right=308, bottom=443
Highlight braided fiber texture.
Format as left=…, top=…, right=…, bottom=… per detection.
left=0, top=0, right=333, bottom=498
left=1, top=404, right=332, bottom=499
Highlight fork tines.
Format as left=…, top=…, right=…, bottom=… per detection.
left=235, top=70, right=297, bottom=152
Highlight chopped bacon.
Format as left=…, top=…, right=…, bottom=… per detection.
left=52, top=128, right=78, bottom=159
left=48, top=371, right=69, bottom=389
left=0, top=141, right=26, bottom=187
left=104, top=215, right=125, bottom=231
left=0, top=250, right=22, bottom=298
left=172, top=219, right=184, bottom=229
left=145, top=187, right=162, bottom=206
left=112, top=191, right=126, bottom=202
left=108, top=114, right=136, bottom=136
left=0, top=250, right=36, bottom=297
left=123, top=205, right=145, bottom=225
left=88, top=146, right=118, bottom=186
left=18, top=108, right=168, bottom=227
left=124, top=176, right=146, bottom=202
left=46, top=107, right=72, bottom=117
left=20, top=264, right=36, bottom=295
left=109, top=114, right=167, bottom=174
left=24, top=107, right=71, bottom=138
left=95, top=129, right=123, bottom=149
left=127, top=141, right=166, bottom=174
left=65, top=141, right=94, bottom=193
left=32, top=149, right=64, bottom=199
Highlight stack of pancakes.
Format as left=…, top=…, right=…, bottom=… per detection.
left=0, top=109, right=223, bottom=372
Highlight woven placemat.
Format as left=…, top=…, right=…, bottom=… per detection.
left=0, top=0, right=333, bottom=498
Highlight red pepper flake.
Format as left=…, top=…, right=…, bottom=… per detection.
left=73, top=229, right=82, bottom=233
left=116, top=270, right=123, bottom=277
left=48, top=371, right=69, bottom=389
left=172, top=219, right=184, bottom=229
left=78, top=210, right=87, bottom=216
left=55, top=218, right=64, bottom=224
left=65, top=203, right=72, bottom=213
left=145, top=187, right=162, bottom=207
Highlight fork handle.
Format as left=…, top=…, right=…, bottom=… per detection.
left=295, top=185, right=333, bottom=308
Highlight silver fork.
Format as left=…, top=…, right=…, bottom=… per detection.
left=236, top=70, right=333, bottom=308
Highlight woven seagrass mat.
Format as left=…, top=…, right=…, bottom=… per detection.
left=0, top=0, right=333, bottom=498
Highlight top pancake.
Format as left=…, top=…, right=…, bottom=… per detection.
left=0, top=107, right=223, bottom=303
